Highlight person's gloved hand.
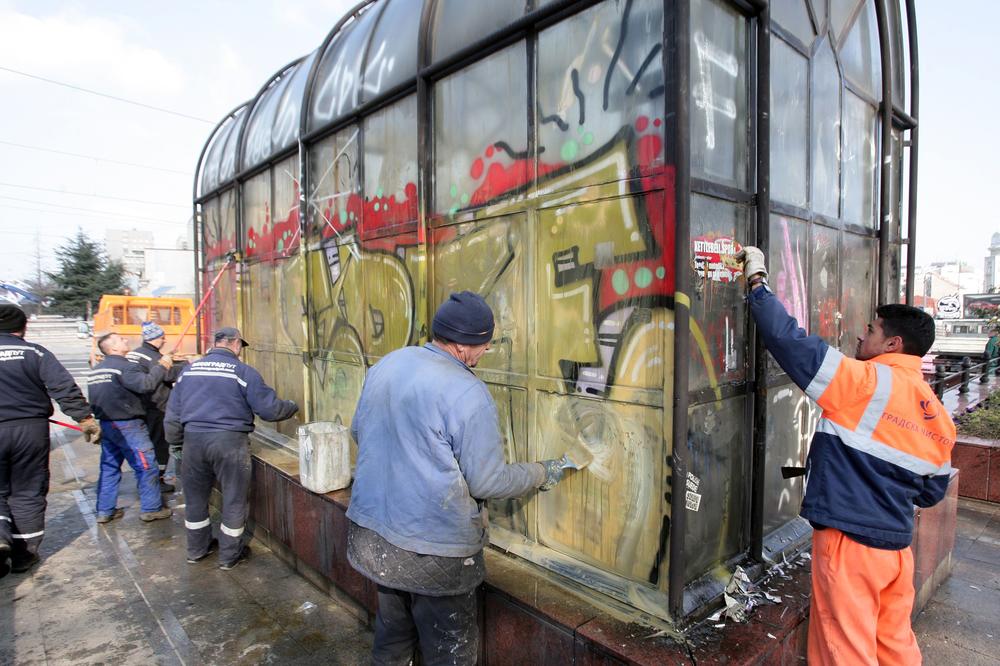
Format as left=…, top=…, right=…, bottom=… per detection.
left=158, top=354, right=174, bottom=370
left=169, top=442, right=183, bottom=468
left=78, top=416, right=100, bottom=443
left=734, top=246, right=767, bottom=279
left=538, top=459, right=565, bottom=491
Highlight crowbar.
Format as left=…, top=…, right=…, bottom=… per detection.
left=169, top=251, right=239, bottom=355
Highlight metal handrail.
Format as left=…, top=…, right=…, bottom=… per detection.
left=930, top=356, right=999, bottom=400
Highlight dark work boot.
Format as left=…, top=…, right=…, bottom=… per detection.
left=11, top=552, right=40, bottom=574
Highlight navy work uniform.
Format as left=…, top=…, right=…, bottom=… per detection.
left=127, top=338, right=185, bottom=484
left=87, top=352, right=171, bottom=519
left=0, top=307, right=96, bottom=574
left=165, top=328, right=297, bottom=568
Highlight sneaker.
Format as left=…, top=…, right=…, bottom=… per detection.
left=159, top=479, right=176, bottom=493
left=10, top=552, right=40, bottom=573
left=218, top=545, right=251, bottom=571
left=96, top=508, right=125, bottom=524
left=139, top=507, right=173, bottom=522
left=187, top=538, right=219, bottom=564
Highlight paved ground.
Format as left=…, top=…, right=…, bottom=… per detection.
left=0, top=424, right=373, bottom=665
left=913, top=499, right=1000, bottom=665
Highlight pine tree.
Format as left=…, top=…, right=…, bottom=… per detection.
left=46, top=229, right=126, bottom=318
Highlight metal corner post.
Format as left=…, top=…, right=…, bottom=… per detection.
left=749, top=0, right=770, bottom=561
left=874, top=0, right=893, bottom=305
left=667, top=0, right=692, bottom=619
left=904, top=0, right=919, bottom=304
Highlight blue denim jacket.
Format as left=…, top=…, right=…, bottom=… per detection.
left=347, top=343, right=543, bottom=557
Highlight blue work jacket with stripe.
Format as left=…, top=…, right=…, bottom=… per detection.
left=749, top=287, right=955, bottom=550
left=163, top=347, right=298, bottom=442
left=347, top=343, right=545, bottom=558
left=87, top=354, right=166, bottom=421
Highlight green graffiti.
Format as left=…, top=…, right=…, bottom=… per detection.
left=634, top=267, right=653, bottom=288
left=612, top=269, right=630, bottom=295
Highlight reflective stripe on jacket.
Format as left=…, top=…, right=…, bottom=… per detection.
left=749, top=287, right=955, bottom=549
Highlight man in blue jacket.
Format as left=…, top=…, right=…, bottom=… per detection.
left=0, top=305, right=99, bottom=576
left=738, top=247, right=954, bottom=665
left=347, top=291, right=566, bottom=665
left=128, top=321, right=186, bottom=493
left=88, top=332, right=174, bottom=524
left=165, top=327, right=298, bottom=570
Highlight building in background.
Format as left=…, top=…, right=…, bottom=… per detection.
left=105, top=227, right=194, bottom=299
left=984, top=232, right=1000, bottom=293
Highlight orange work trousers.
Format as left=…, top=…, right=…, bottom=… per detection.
left=808, top=527, right=921, bottom=665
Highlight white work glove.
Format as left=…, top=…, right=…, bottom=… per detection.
left=734, top=246, right=767, bottom=279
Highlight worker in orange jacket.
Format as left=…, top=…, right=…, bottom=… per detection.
left=738, top=247, right=954, bottom=665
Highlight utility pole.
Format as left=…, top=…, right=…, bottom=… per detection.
left=34, top=230, right=43, bottom=287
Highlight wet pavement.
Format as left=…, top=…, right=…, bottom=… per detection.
left=912, top=498, right=1000, bottom=665
left=0, top=425, right=373, bottom=665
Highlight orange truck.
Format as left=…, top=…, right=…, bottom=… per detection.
left=91, top=295, right=197, bottom=361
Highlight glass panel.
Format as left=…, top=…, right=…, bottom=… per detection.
left=362, top=0, right=420, bottom=101
left=272, top=352, right=304, bottom=438
left=219, top=108, right=247, bottom=184
left=363, top=95, right=418, bottom=236
left=271, top=53, right=317, bottom=155
left=839, top=0, right=881, bottom=99
left=430, top=0, right=526, bottom=64
left=431, top=215, right=527, bottom=376
left=830, top=0, right=861, bottom=42
left=360, top=230, right=426, bottom=363
left=201, top=118, right=236, bottom=194
left=272, top=157, right=301, bottom=259
left=485, top=385, right=529, bottom=538
left=200, top=267, right=237, bottom=350
left=684, top=395, right=747, bottom=581
left=309, top=6, right=382, bottom=132
left=242, top=73, right=294, bottom=170
left=811, top=38, right=841, bottom=219
left=536, top=193, right=671, bottom=395
left=219, top=188, right=237, bottom=259
left=762, top=383, right=818, bottom=535
left=536, top=0, right=665, bottom=189
left=243, top=261, right=275, bottom=352
left=273, top=256, right=305, bottom=350
left=842, top=92, right=876, bottom=227
left=810, top=225, right=840, bottom=346
left=770, top=37, right=809, bottom=208
left=840, top=233, right=875, bottom=357
left=689, top=195, right=748, bottom=393
left=307, top=125, right=362, bottom=245
left=691, top=0, right=748, bottom=188
left=311, top=357, right=366, bottom=467
left=434, top=44, right=527, bottom=216
left=307, top=247, right=366, bottom=365
left=536, top=392, right=666, bottom=582
left=243, top=171, right=272, bottom=261
left=112, top=306, right=124, bottom=326
left=886, top=0, right=905, bottom=105
left=201, top=198, right=222, bottom=264
left=771, top=0, right=816, bottom=47
left=769, top=215, right=810, bottom=331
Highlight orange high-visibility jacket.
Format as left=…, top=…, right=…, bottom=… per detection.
left=749, top=288, right=955, bottom=549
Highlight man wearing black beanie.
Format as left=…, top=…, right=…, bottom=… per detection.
left=0, top=304, right=100, bottom=576
left=347, top=291, right=568, bottom=664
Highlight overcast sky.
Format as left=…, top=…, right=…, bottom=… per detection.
left=0, top=0, right=995, bottom=286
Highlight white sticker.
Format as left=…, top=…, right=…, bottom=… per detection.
left=685, top=490, right=702, bottom=512
left=686, top=472, right=700, bottom=492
